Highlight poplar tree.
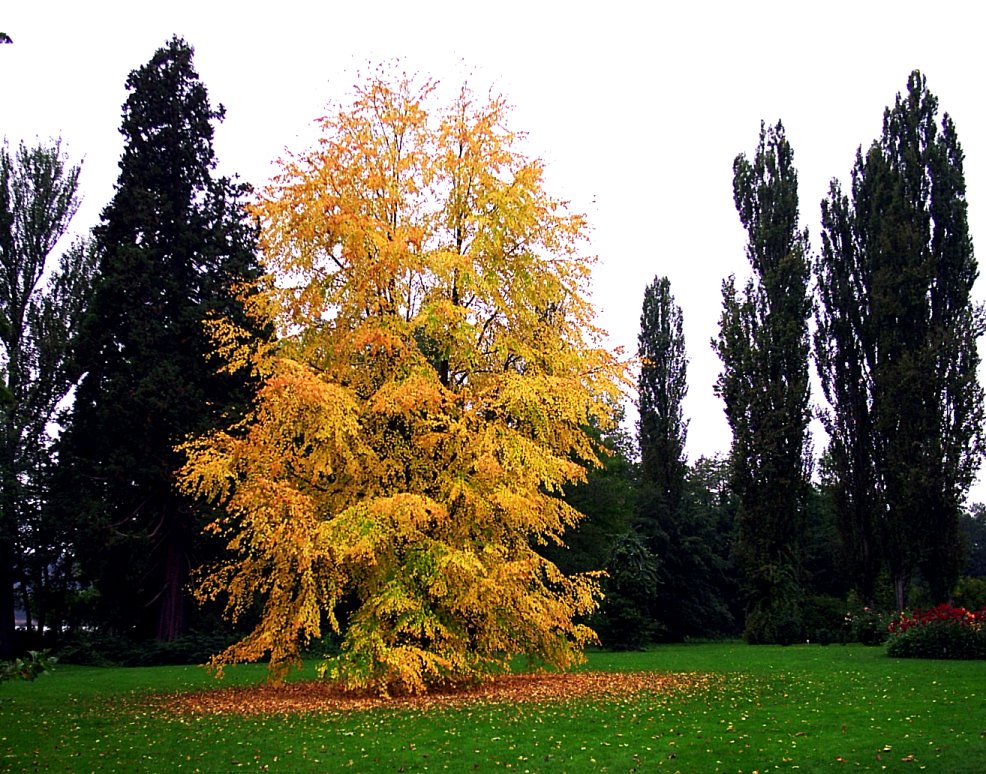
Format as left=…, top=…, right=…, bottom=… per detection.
left=0, top=140, right=92, bottom=658
left=636, top=276, right=702, bottom=639
left=714, top=121, right=812, bottom=643
left=816, top=71, right=984, bottom=608
left=637, top=276, right=688, bottom=536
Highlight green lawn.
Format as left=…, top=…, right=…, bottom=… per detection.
left=2, top=643, right=984, bottom=772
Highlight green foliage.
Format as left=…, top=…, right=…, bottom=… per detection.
left=954, top=576, right=986, bottom=611
left=843, top=597, right=890, bottom=646
left=801, top=594, right=847, bottom=644
left=960, top=503, right=986, bottom=577
left=541, top=419, right=636, bottom=577
left=0, top=138, right=93, bottom=657
left=594, top=530, right=661, bottom=649
left=53, top=36, right=265, bottom=642
left=743, top=564, right=803, bottom=646
left=887, top=623, right=986, bottom=659
left=816, top=71, right=984, bottom=609
left=636, top=274, right=688, bottom=541
left=55, top=630, right=238, bottom=667
left=635, top=276, right=737, bottom=641
left=650, top=457, right=739, bottom=640
left=715, top=121, right=812, bottom=643
left=803, top=470, right=850, bottom=599
left=0, top=650, right=54, bottom=683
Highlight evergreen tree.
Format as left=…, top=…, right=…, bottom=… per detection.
left=714, top=121, right=812, bottom=644
left=0, top=140, right=93, bottom=658
left=680, top=455, right=741, bottom=634
left=54, top=37, right=264, bottom=641
left=816, top=71, right=984, bottom=608
left=541, top=418, right=636, bottom=577
left=539, top=418, right=642, bottom=649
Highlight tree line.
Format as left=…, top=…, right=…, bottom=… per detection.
left=548, top=71, right=986, bottom=648
left=1, top=37, right=266, bottom=660
left=617, top=72, right=985, bottom=646
left=1, top=35, right=985, bottom=670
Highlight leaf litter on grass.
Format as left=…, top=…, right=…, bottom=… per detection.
left=146, top=670, right=721, bottom=717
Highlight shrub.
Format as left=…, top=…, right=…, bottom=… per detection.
left=886, top=603, right=986, bottom=659
left=843, top=604, right=889, bottom=645
left=0, top=651, right=55, bottom=683
left=744, top=599, right=802, bottom=645
left=57, top=630, right=239, bottom=667
left=814, top=628, right=836, bottom=645
left=802, top=595, right=846, bottom=643
left=953, top=576, right=986, bottom=611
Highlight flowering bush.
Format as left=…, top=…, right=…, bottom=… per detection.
left=886, top=603, right=986, bottom=659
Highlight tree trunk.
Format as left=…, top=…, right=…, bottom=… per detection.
left=894, top=573, right=908, bottom=612
left=19, top=570, right=33, bottom=637
left=0, top=534, right=15, bottom=659
left=155, top=533, right=188, bottom=642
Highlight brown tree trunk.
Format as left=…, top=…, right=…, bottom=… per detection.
left=155, top=534, right=188, bottom=642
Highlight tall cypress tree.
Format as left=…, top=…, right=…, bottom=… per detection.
left=55, top=37, right=264, bottom=641
left=714, top=121, right=812, bottom=644
left=816, top=71, right=983, bottom=608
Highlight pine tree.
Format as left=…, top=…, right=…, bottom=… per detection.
left=816, top=71, right=984, bottom=608
left=714, top=121, right=812, bottom=643
left=55, top=37, right=264, bottom=641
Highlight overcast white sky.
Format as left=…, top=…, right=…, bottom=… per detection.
left=4, top=1, right=986, bottom=500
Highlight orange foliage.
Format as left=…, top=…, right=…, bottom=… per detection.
left=179, top=68, right=627, bottom=694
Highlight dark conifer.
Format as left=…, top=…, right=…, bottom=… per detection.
left=55, top=37, right=265, bottom=641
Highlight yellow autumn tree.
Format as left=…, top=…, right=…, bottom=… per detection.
left=179, top=70, right=626, bottom=694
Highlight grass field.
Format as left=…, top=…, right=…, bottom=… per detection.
left=2, top=643, right=984, bottom=772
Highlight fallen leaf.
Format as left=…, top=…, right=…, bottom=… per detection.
left=142, top=671, right=721, bottom=717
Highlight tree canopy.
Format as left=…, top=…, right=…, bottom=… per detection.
left=637, top=275, right=688, bottom=532
left=0, top=139, right=93, bottom=659
left=179, top=72, right=626, bottom=694
left=715, top=120, right=813, bottom=644
left=54, top=36, right=264, bottom=642
left=816, top=71, right=984, bottom=608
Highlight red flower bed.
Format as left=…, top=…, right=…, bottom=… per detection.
left=888, top=603, right=986, bottom=634
left=886, top=603, right=986, bottom=659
